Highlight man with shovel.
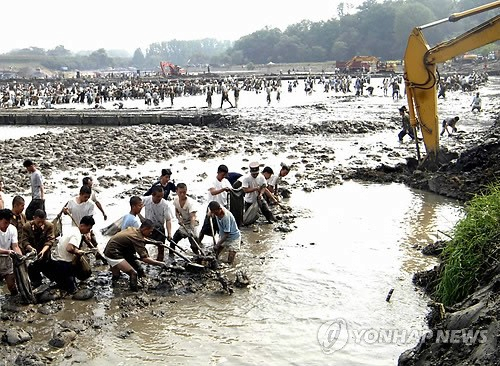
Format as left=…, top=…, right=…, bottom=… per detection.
left=198, top=164, right=232, bottom=245
left=142, top=186, right=173, bottom=262
left=103, top=219, right=168, bottom=291
left=171, top=183, right=200, bottom=257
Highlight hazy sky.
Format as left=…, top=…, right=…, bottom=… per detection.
left=2, top=0, right=367, bottom=54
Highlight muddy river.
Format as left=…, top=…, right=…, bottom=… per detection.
left=1, top=75, right=498, bottom=365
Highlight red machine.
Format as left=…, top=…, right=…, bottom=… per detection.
left=160, top=62, right=186, bottom=77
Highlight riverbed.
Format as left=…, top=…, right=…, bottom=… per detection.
left=0, top=76, right=498, bottom=365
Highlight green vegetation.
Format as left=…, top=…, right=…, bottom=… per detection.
left=436, top=182, right=500, bottom=306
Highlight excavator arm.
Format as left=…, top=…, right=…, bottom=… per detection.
left=403, top=1, right=500, bottom=167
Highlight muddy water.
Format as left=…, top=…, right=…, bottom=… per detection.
left=57, top=181, right=460, bottom=366
left=2, top=76, right=497, bottom=365
left=35, top=148, right=462, bottom=365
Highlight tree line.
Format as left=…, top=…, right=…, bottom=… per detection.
left=1, top=0, right=498, bottom=72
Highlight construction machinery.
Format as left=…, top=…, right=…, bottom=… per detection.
left=159, top=61, right=186, bottom=77
left=336, top=56, right=378, bottom=72
left=403, top=1, right=500, bottom=169
left=376, top=60, right=398, bottom=73
left=336, top=56, right=397, bottom=73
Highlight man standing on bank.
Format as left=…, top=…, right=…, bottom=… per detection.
left=23, top=159, right=45, bottom=220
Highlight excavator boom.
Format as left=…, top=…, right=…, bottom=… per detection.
left=403, top=1, right=500, bottom=167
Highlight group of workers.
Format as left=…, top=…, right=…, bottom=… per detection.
left=0, top=159, right=290, bottom=296
left=397, top=91, right=483, bottom=142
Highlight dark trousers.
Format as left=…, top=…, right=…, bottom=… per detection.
left=170, top=230, right=198, bottom=256
left=398, top=128, right=414, bottom=141
left=123, top=254, right=145, bottom=277
left=27, top=257, right=49, bottom=286
left=229, top=182, right=244, bottom=227
left=26, top=199, right=45, bottom=220
left=44, top=258, right=77, bottom=293
left=200, top=205, right=219, bottom=237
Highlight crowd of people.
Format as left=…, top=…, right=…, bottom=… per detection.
left=0, top=68, right=491, bottom=111
left=0, top=70, right=457, bottom=111
left=0, top=159, right=290, bottom=297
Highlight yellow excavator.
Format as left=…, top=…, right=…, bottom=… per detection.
left=404, top=1, right=500, bottom=169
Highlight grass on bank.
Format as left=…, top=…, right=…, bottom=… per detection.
left=435, top=182, right=500, bottom=306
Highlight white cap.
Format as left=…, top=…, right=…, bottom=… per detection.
left=249, top=161, right=260, bottom=172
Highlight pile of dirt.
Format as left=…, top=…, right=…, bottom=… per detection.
left=399, top=267, right=500, bottom=366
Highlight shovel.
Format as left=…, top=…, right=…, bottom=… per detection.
left=207, top=208, right=218, bottom=248
left=158, top=243, right=205, bottom=270
left=145, top=223, right=189, bottom=253
left=167, top=238, right=188, bottom=253
left=178, top=220, right=206, bottom=256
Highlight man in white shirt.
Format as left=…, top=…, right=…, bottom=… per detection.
left=0, top=209, right=23, bottom=295
left=63, top=186, right=96, bottom=227
left=241, top=162, right=267, bottom=210
left=82, top=176, right=107, bottom=220
left=45, top=215, right=96, bottom=294
left=171, top=183, right=199, bottom=257
left=242, top=162, right=277, bottom=223
left=142, top=186, right=172, bottom=261
left=199, top=164, right=232, bottom=244
left=440, top=116, right=460, bottom=136
left=471, top=92, right=482, bottom=112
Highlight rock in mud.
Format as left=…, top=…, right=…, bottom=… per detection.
left=215, top=272, right=233, bottom=294
left=37, top=288, right=63, bottom=303
left=48, top=329, right=77, bottom=348
left=117, top=330, right=134, bottom=339
left=72, top=288, right=95, bottom=300
left=234, top=271, right=251, bottom=288
left=2, top=328, right=32, bottom=345
left=60, top=320, right=88, bottom=334
left=421, top=240, right=446, bottom=256
left=412, top=266, right=440, bottom=295
left=14, top=354, right=45, bottom=366
left=1, top=302, right=23, bottom=313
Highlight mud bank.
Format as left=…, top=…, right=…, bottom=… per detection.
left=398, top=247, right=500, bottom=366
left=344, top=112, right=500, bottom=202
